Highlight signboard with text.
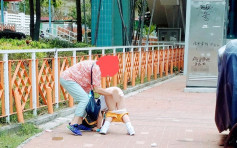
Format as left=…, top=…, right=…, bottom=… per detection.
left=187, top=0, right=226, bottom=87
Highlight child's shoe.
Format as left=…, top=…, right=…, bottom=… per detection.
left=67, top=124, right=82, bottom=136
left=126, top=122, right=135, bottom=136
left=100, top=121, right=110, bottom=135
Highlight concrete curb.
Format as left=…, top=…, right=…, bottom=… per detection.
left=184, top=87, right=216, bottom=93
left=0, top=107, right=76, bottom=134
left=0, top=74, right=178, bottom=134
left=28, top=107, right=76, bottom=126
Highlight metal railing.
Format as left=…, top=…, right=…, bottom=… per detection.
left=42, top=27, right=77, bottom=43
left=0, top=44, right=185, bottom=123
left=57, top=26, right=92, bottom=43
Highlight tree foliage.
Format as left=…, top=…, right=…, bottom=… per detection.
left=144, top=24, right=156, bottom=35
left=68, top=0, right=91, bottom=26
left=41, top=0, right=63, bottom=8
left=19, top=0, right=63, bottom=15
left=135, top=0, right=148, bottom=16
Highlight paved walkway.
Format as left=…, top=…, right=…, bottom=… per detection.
left=22, top=75, right=225, bottom=148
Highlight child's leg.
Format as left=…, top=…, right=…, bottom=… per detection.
left=122, top=114, right=130, bottom=123
left=111, top=87, right=124, bottom=102
left=100, top=117, right=112, bottom=134
left=122, top=114, right=135, bottom=136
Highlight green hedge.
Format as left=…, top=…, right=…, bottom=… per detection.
left=0, top=38, right=93, bottom=50
left=0, top=38, right=93, bottom=60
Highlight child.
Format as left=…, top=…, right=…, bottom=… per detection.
left=95, top=86, right=135, bottom=136
left=81, top=95, right=108, bottom=131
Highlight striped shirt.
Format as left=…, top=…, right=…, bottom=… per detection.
left=60, top=60, right=101, bottom=93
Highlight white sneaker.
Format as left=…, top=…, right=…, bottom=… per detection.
left=126, top=122, right=135, bottom=136
left=100, top=121, right=110, bottom=135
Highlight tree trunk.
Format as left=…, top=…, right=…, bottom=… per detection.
left=34, top=0, right=41, bottom=41
left=29, top=0, right=34, bottom=40
left=76, top=0, right=82, bottom=42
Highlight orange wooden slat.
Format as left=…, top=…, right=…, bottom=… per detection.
left=29, top=60, right=33, bottom=109
left=8, top=61, right=13, bottom=114
left=52, top=59, right=55, bottom=103
left=58, top=58, right=61, bottom=101
left=36, top=59, right=39, bottom=107
left=0, top=62, right=5, bottom=116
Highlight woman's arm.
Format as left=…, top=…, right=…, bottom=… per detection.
left=94, top=87, right=113, bottom=96
left=96, top=111, right=103, bottom=128
left=92, top=111, right=104, bottom=132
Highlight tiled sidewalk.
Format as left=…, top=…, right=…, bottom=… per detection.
left=22, top=75, right=225, bottom=148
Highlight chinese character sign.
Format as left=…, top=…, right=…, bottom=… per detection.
left=187, top=0, right=226, bottom=87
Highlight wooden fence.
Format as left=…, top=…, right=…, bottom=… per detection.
left=0, top=44, right=184, bottom=122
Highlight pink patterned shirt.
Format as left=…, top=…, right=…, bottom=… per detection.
left=60, top=60, right=101, bottom=93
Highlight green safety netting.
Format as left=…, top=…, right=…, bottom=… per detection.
left=91, top=0, right=131, bottom=47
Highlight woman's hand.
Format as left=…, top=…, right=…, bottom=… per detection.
left=92, top=127, right=100, bottom=132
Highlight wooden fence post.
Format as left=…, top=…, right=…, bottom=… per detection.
left=123, top=71, right=128, bottom=90
left=154, top=64, right=157, bottom=80
left=69, top=95, right=74, bottom=107
left=132, top=68, right=136, bottom=86
left=14, top=90, right=24, bottom=123
left=101, top=77, right=106, bottom=88
left=165, top=62, right=168, bottom=76
left=178, top=60, right=181, bottom=72
left=170, top=62, right=173, bottom=75
left=113, top=74, right=117, bottom=87
left=46, top=87, right=53, bottom=114
left=141, top=68, right=144, bottom=84
left=147, top=65, right=151, bottom=82
left=159, top=62, right=163, bottom=78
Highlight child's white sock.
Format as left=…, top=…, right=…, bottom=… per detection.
left=125, top=122, right=135, bottom=136
left=100, top=121, right=110, bottom=135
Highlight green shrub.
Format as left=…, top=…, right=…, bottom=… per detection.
left=173, top=66, right=178, bottom=72
left=0, top=38, right=93, bottom=50
left=0, top=38, right=94, bottom=60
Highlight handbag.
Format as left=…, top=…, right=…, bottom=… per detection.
left=84, top=63, right=101, bottom=127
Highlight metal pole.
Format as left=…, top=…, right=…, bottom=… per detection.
left=146, top=0, right=157, bottom=46
left=157, top=46, right=160, bottom=74
left=152, top=46, right=154, bottom=74
left=24, top=0, right=26, bottom=14
left=83, top=0, right=88, bottom=43
left=73, top=50, right=77, bottom=65
left=179, top=0, right=185, bottom=31
left=138, top=47, right=142, bottom=77
left=89, top=49, right=92, bottom=60
left=123, top=47, right=126, bottom=73
left=1, top=0, right=4, bottom=24
left=145, top=47, right=148, bottom=76
left=139, top=0, right=146, bottom=46
left=162, top=45, right=165, bottom=74
left=3, top=53, right=9, bottom=123
left=131, top=47, right=134, bottom=79
left=113, top=48, right=116, bottom=56
left=54, top=49, right=59, bottom=108
left=229, top=0, right=235, bottom=38
left=49, top=0, right=52, bottom=33
left=32, top=52, right=37, bottom=116
left=184, top=0, right=191, bottom=75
